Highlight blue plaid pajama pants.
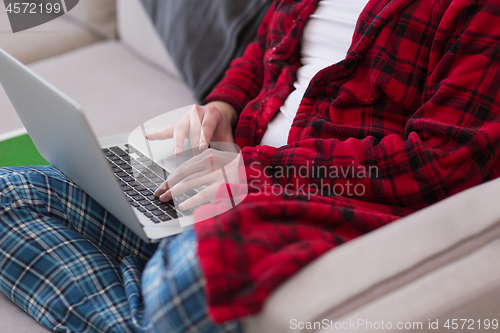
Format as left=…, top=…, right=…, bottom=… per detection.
left=0, top=166, right=242, bottom=333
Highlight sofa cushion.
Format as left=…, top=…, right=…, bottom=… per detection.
left=0, top=4, right=102, bottom=64
left=0, top=40, right=196, bottom=138
left=65, top=0, right=117, bottom=39
left=243, top=175, right=500, bottom=333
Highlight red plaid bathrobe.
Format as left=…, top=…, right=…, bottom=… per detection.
left=197, top=0, right=500, bottom=322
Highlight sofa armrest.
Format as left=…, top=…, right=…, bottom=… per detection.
left=242, top=177, right=500, bottom=333
left=317, top=237, right=500, bottom=333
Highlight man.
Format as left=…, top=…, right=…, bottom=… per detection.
left=1, top=0, right=500, bottom=332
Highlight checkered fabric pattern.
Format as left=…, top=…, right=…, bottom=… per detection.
left=201, top=0, right=500, bottom=322
left=142, top=230, right=240, bottom=333
left=0, top=166, right=242, bottom=333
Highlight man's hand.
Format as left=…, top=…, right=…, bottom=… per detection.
left=154, top=147, right=241, bottom=210
left=146, top=101, right=237, bottom=156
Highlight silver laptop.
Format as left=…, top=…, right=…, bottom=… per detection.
left=0, top=48, right=197, bottom=242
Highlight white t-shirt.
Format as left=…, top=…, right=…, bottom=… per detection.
left=260, top=0, right=370, bottom=147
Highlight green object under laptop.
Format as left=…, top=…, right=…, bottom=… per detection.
left=0, top=133, right=49, bottom=167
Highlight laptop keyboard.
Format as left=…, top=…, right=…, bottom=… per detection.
left=102, top=144, right=196, bottom=224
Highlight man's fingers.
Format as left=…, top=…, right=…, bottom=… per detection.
left=173, top=117, right=189, bottom=156
left=160, top=173, right=215, bottom=203
left=154, top=180, right=169, bottom=197
left=199, top=106, right=221, bottom=151
left=146, top=125, right=175, bottom=141
left=189, top=106, right=203, bottom=153
left=178, top=186, right=216, bottom=210
left=165, top=155, right=204, bottom=187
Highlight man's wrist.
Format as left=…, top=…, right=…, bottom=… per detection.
left=205, top=101, right=238, bottom=128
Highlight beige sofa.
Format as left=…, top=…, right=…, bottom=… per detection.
left=0, top=0, right=194, bottom=139
left=1, top=1, right=499, bottom=332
